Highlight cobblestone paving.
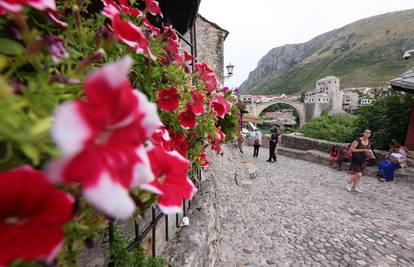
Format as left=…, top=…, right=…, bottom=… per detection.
left=209, top=145, right=414, bottom=267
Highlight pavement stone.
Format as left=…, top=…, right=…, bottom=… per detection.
left=209, top=145, right=414, bottom=266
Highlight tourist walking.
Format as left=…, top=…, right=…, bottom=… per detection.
left=347, top=129, right=373, bottom=192
left=237, top=130, right=246, bottom=153
left=252, top=129, right=262, bottom=157
left=267, top=128, right=279, bottom=162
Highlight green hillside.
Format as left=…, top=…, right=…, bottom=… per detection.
left=240, top=9, right=414, bottom=95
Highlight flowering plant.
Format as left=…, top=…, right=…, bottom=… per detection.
left=0, top=0, right=238, bottom=265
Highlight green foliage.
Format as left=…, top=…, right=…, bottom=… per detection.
left=218, top=98, right=240, bottom=142
left=108, top=225, right=165, bottom=267
left=299, top=113, right=357, bottom=142
left=0, top=0, right=239, bottom=266
left=353, top=91, right=414, bottom=150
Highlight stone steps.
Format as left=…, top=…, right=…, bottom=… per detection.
left=278, top=146, right=414, bottom=184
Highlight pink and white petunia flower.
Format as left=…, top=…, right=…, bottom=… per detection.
left=151, top=125, right=171, bottom=151
left=177, top=104, right=197, bottom=129
left=190, top=89, right=205, bottom=116
left=47, top=56, right=161, bottom=220
left=141, top=145, right=196, bottom=214
left=144, top=0, right=161, bottom=16
left=0, top=0, right=56, bottom=13
left=103, top=4, right=156, bottom=60
left=163, top=26, right=184, bottom=64
left=211, top=93, right=232, bottom=118
left=103, top=0, right=143, bottom=17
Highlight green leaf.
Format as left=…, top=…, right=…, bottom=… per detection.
left=0, top=38, right=24, bottom=56
left=20, top=142, right=40, bottom=165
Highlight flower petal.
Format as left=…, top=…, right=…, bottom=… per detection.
left=134, top=90, right=162, bottom=138
left=51, top=101, right=92, bottom=157
left=83, top=171, right=135, bottom=220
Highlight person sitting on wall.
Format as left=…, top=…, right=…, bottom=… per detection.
left=399, top=145, right=408, bottom=168
left=329, top=146, right=340, bottom=168
left=334, top=144, right=351, bottom=171
left=377, top=142, right=403, bottom=182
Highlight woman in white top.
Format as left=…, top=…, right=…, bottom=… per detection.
left=377, top=143, right=403, bottom=182
left=252, top=130, right=262, bottom=157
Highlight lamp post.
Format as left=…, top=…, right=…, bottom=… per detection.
left=224, top=62, right=234, bottom=79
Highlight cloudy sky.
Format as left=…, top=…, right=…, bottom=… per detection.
left=198, top=0, right=414, bottom=88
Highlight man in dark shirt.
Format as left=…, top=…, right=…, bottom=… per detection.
left=267, top=128, right=279, bottom=162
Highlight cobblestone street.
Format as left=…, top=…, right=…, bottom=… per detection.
left=207, top=145, right=414, bottom=267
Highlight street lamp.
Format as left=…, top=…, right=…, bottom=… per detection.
left=224, top=62, right=234, bottom=79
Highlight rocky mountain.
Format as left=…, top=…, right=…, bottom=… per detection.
left=239, top=9, right=414, bottom=95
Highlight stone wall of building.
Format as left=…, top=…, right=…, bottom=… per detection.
left=195, top=15, right=228, bottom=84
left=182, top=15, right=228, bottom=84
left=304, top=102, right=330, bottom=121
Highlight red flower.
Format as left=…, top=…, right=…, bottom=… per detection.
left=103, top=5, right=156, bottom=60
left=143, top=18, right=161, bottom=37
left=144, top=0, right=161, bottom=16
left=151, top=126, right=171, bottom=151
left=215, top=127, right=226, bottom=143
left=178, top=104, right=197, bottom=129
left=184, top=50, right=195, bottom=62
left=0, top=0, right=55, bottom=12
left=211, top=93, right=232, bottom=118
left=163, top=26, right=184, bottom=64
left=190, top=89, right=205, bottom=115
left=47, top=56, right=161, bottom=220
left=170, top=133, right=189, bottom=157
left=141, top=145, right=196, bottom=214
left=0, top=167, right=73, bottom=266
left=198, top=152, right=209, bottom=167
left=195, top=62, right=214, bottom=75
left=103, top=0, right=143, bottom=17
left=211, top=141, right=222, bottom=153
left=203, top=73, right=218, bottom=93
left=157, top=87, right=181, bottom=112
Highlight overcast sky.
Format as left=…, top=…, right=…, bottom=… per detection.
left=198, top=0, right=414, bottom=88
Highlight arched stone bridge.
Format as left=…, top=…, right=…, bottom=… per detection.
left=246, top=99, right=305, bottom=127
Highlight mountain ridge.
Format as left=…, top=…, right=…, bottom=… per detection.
left=239, top=9, right=414, bottom=95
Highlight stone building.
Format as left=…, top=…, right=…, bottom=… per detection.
left=304, top=76, right=343, bottom=120
left=342, top=89, right=359, bottom=113
left=183, top=14, right=229, bottom=84
left=196, top=15, right=229, bottom=83
left=304, top=92, right=330, bottom=121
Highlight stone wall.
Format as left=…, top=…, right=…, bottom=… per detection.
left=304, top=102, right=330, bottom=121
left=280, top=134, right=389, bottom=160
left=196, top=15, right=228, bottom=84
left=183, top=15, right=228, bottom=84
left=280, top=134, right=349, bottom=152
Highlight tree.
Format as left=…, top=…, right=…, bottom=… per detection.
left=299, top=113, right=357, bottom=142
left=353, top=91, right=414, bottom=150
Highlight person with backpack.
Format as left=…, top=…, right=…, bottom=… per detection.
left=267, top=127, right=279, bottom=162
left=252, top=129, right=262, bottom=157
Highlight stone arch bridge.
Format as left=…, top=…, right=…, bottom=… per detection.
left=246, top=99, right=305, bottom=127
